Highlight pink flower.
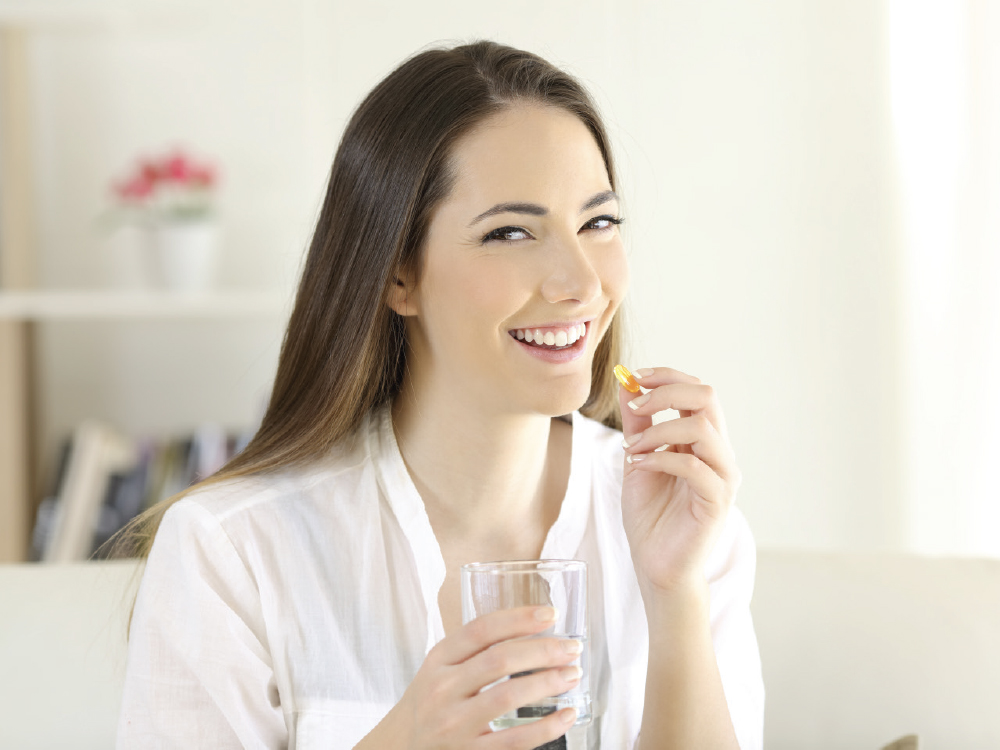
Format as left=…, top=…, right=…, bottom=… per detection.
left=121, top=151, right=218, bottom=191
left=188, top=165, right=216, bottom=188
left=163, top=153, right=193, bottom=182
left=109, top=149, right=218, bottom=222
left=139, top=159, right=163, bottom=185
left=114, top=174, right=155, bottom=201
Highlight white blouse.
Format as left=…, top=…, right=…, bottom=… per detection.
left=117, top=408, right=764, bottom=749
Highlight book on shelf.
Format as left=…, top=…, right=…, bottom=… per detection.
left=39, top=420, right=136, bottom=562
left=31, top=420, right=253, bottom=562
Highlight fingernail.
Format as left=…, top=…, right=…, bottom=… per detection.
left=626, top=453, right=646, bottom=465
left=559, top=707, right=578, bottom=725
left=621, top=433, right=642, bottom=449
left=627, top=392, right=651, bottom=411
left=613, top=364, right=641, bottom=393
left=535, top=606, right=558, bottom=622
left=562, top=638, right=583, bottom=654
left=635, top=368, right=654, bottom=378
left=559, top=665, right=582, bottom=681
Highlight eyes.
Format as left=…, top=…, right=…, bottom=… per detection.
left=480, top=214, right=624, bottom=245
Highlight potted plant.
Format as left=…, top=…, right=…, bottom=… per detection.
left=108, top=150, right=220, bottom=292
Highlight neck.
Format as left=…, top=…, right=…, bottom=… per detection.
left=390, top=377, right=570, bottom=539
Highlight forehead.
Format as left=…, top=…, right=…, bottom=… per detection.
left=443, top=104, right=611, bottom=211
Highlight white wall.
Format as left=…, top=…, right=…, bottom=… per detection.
left=28, top=0, right=910, bottom=552
left=603, top=2, right=904, bottom=552
left=889, top=0, right=1000, bottom=557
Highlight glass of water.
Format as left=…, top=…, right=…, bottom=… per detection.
left=460, top=559, right=591, bottom=730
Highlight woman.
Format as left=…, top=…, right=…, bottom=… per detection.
left=116, top=40, right=763, bottom=749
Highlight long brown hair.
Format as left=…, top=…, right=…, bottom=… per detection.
left=108, top=39, right=625, bottom=577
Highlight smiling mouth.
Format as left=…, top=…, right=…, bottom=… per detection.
left=508, top=322, right=588, bottom=350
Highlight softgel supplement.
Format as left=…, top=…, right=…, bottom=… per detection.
left=613, top=364, right=641, bottom=393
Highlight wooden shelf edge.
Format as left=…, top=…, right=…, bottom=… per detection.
left=0, top=320, right=30, bottom=562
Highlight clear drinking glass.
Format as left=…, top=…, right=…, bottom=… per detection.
left=460, top=559, right=591, bottom=730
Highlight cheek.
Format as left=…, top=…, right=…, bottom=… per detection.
left=420, top=255, right=524, bottom=338
left=469, top=260, right=531, bottom=321
left=597, top=240, right=630, bottom=305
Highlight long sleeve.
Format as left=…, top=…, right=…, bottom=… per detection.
left=117, top=499, right=287, bottom=749
left=706, top=507, right=765, bottom=750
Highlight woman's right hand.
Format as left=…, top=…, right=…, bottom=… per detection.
left=357, top=605, right=582, bottom=749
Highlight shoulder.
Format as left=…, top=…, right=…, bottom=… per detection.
left=159, top=427, right=374, bottom=547
left=216, top=424, right=371, bottom=510
left=143, top=435, right=379, bottom=610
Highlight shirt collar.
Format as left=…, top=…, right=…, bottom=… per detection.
left=366, top=405, right=595, bottom=648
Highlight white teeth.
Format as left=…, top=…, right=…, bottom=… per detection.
left=511, top=323, right=588, bottom=348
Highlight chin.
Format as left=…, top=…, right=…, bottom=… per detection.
left=525, top=379, right=592, bottom=419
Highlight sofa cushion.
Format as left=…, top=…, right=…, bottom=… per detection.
left=753, top=551, right=1000, bottom=749
left=0, top=560, right=140, bottom=750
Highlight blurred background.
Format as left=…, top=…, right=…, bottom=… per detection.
left=0, top=0, right=997, bottom=562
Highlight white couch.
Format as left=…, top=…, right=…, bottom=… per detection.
left=1, top=552, right=998, bottom=749
left=0, top=560, right=137, bottom=750
left=751, top=551, right=1000, bottom=749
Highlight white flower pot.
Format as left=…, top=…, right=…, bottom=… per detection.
left=150, top=220, right=220, bottom=292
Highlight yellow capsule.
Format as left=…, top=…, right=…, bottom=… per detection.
left=613, top=364, right=641, bottom=393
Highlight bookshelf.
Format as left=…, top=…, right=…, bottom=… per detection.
left=0, top=17, right=38, bottom=563
left=0, top=9, right=289, bottom=562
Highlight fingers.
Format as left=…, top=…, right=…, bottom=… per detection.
left=436, top=633, right=582, bottom=747
left=469, top=664, right=582, bottom=741
left=479, top=705, right=578, bottom=750
left=411, top=607, right=582, bottom=748
left=625, top=367, right=729, bottom=439
left=433, top=606, right=559, bottom=667
left=616, top=366, right=741, bottom=498
left=457, top=636, right=582, bottom=699
left=617, top=364, right=693, bottom=441
left=625, top=449, right=732, bottom=512
left=618, top=380, right=653, bottom=441
left=622, top=415, right=739, bottom=484
left=632, top=365, right=701, bottom=387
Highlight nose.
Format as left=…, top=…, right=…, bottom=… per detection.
left=540, top=232, right=603, bottom=305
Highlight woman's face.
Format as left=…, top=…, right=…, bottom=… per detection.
left=398, top=104, right=629, bottom=417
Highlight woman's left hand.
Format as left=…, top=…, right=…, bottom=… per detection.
left=618, top=367, right=742, bottom=598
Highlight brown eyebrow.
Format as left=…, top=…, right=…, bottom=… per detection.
left=467, top=190, right=619, bottom=227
